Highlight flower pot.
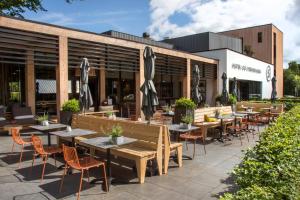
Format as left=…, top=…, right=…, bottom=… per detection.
left=41, top=120, right=49, bottom=126
left=66, top=126, right=72, bottom=132
left=183, top=123, right=191, bottom=129
left=60, top=111, right=74, bottom=125
left=112, top=136, right=124, bottom=145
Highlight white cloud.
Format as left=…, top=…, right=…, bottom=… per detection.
left=148, top=0, right=300, bottom=67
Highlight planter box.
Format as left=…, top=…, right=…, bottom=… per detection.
left=60, top=111, right=74, bottom=125
left=174, top=107, right=194, bottom=124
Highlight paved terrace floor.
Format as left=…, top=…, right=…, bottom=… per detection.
left=0, top=128, right=261, bottom=200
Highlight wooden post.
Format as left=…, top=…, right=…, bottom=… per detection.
left=99, top=68, right=106, bottom=104
left=56, top=36, right=69, bottom=120
left=135, top=49, right=145, bottom=119
left=25, top=50, right=35, bottom=114
left=183, top=59, right=191, bottom=98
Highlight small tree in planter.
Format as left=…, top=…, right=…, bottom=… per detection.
left=174, top=97, right=196, bottom=124
left=228, top=94, right=237, bottom=112
left=181, top=114, right=193, bottom=129
left=108, top=125, right=124, bottom=144
left=60, top=99, right=80, bottom=125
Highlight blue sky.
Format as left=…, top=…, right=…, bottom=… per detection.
left=23, top=0, right=151, bottom=36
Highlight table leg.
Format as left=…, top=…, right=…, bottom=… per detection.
left=47, top=132, right=51, bottom=146
left=106, top=148, right=111, bottom=190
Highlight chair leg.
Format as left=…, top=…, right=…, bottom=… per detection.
left=19, top=144, right=24, bottom=169
left=245, top=131, right=249, bottom=142
left=77, top=169, right=84, bottom=200
left=86, top=169, right=90, bottom=183
left=53, top=154, right=57, bottom=167
left=101, top=164, right=108, bottom=192
left=59, top=164, right=68, bottom=193
left=239, top=133, right=242, bottom=146
left=31, top=153, right=36, bottom=174
left=177, top=146, right=183, bottom=167
left=41, top=156, right=47, bottom=182
left=135, top=158, right=147, bottom=183
left=11, top=142, right=15, bottom=153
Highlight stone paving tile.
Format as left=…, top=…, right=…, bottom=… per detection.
left=0, top=129, right=260, bottom=200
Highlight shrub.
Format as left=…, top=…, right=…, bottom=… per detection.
left=181, top=115, right=193, bottom=124
left=228, top=94, right=237, bottom=105
left=62, top=99, right=80, bottom=112
left=175, top=97, right=196, bottom=110
left=37, top=113, right=48, bottom=122
left=109, top=125, right=123, bottom=138
left=220, top=106, right=300, bottom=200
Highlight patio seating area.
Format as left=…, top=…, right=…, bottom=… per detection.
left=0, top=123, right=260, bottom=200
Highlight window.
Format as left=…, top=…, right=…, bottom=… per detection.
left=258, top=32, right=262, bottom=43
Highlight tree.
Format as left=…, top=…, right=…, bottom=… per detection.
left=0, top=0, right=77, bottom=18
left=244, top=45, right=254, bottom=57
left=284, top=61, right=300, bottom=96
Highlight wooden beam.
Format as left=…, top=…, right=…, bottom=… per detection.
left=56, top=36, right=68, bottom=120
left=135, top=49, right=144, bottom=119
left=182, top=59, right=191, bottom=98
left=100, top=68, right=106, bottom=104
left=25, top=50, right=35, bottom=114
left=0, top=16, right=218, bottom=65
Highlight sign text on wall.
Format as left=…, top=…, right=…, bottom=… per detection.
left=232, top=63, right=261, bottom=74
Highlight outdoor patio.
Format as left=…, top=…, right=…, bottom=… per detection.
left=0, top=131, right=259, bottom=200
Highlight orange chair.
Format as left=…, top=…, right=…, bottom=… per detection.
left=179, top=130, right=206, bottom=159
left=31, top=135, right=62, bottom=181
left=11, top=128, right=33, bottom=168
left=60, top=145, right=108, bottom=200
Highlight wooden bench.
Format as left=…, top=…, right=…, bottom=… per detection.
left=236, top=101, right=284, bottom=113
left=193, top=106, right=233, bottom=139
left=162, top=125, right=182, bottom=174
left=72, top=114, right=163, bottom=184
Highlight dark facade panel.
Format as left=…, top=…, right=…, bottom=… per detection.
left=163, top=32, right=210, bottom=52
left=102, top=30, right=174, bottom=49
left=163, top=32, right=242, bottom=53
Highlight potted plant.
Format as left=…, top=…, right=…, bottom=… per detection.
left=181, top=115, right=193, bottom=129
left=60, top=99, right=80, bottom=125
left=37, top=113, right=49, bottom=126
left=214, top=109, right=221, bottom=118
left=215, top=94, right=222, bottom=106
left=109, top=125, right=124, bottom=144
left=106, top=111, right=116, bottom=120
left=174, top=97, right=196, bottom=124
left=228, top=94, right=237, bottom=112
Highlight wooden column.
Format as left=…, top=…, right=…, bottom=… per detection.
left=135, top=49, right=145, bottom=119
left=183, top=59, right=191, bottom=98
left=100, top=68, right=106, bottom=104
left=56, top=36, right=69, bottom=120
left=25, top=50, right=35, bottom=114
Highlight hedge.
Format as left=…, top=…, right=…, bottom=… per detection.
left=220, top=106, right=300, bottom=200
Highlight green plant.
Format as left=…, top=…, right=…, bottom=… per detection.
left=220, top=106, right=300, bottom=200
left=37, top=113, right=48, bottom=122
left=175, top=98, right=196, bottom=110
left=62, top=99, right=80, bottom=112
left=181, top=115, right=193, bottom=124
left=109, top=125, right=123, bottom=138
left=228, top=94, right=237, bottom=105
left=106, top=111, right=114, bottom=117
left=215, top=94, right=222, bottom=102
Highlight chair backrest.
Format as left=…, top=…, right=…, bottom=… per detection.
left=11, top=128, right=23, bottom=145
left=72, top=114, right=163, bottom=151
left=31, top=135, right=46, bottom=155
left=62, top=144, right=80, bottom=168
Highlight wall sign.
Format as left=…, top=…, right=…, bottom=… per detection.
left=266, top=65, right=271, bottom=81
left=232, top=64, right=261, bottom=74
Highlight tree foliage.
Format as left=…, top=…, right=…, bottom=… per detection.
left=284, top=61, right=300, bottom=96
left=0, top=0, right=77, bottom=18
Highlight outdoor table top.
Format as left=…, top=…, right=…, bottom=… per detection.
left=79, top=136, right=137, bottom=149
left=162, top=112, right=175, bottom=116
left=49, top=128, right=96, bottom=138
left=232, top=113, right=248, bottom=117
left=168, top=124, right=200, bottom=133
left=29, top=123, right=67, bottom=131
left=236, top=111, right=260, bottom=115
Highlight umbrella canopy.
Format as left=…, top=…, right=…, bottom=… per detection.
left=140, top=46, right=159, bottom=120
left=232, top=77, right=238, bottom=98
left=191, top=65, right=202, bottom=105
left=79, top=58, right=93, bottom=113
left=221, top=72, right=229, bottom=105
left=271, top=76, right=277, bottom=102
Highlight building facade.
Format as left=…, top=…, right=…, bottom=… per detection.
left=220, top=24, right=283, bottom=97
